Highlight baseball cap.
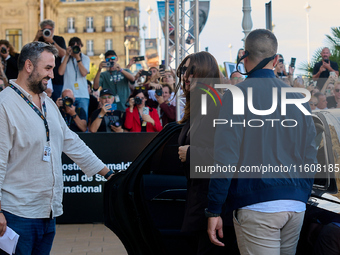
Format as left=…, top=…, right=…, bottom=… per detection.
left=100, top=89, right=114, bottom=97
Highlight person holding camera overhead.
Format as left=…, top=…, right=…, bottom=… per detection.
left=0, top=40, right=19, bottom=80
left=89, top=89, right=124, bottom=133
left=59, top=37, right=90, bottom=121
left=56, top=89, right=87, bottom=132
left=124, top=88, right=162, bottom=132
left=93, top=50, right=135, bottom=112
left=33, top=19, right=66, bottom=101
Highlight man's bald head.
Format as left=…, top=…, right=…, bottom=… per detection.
left=245, top=29, right=278, bottom=65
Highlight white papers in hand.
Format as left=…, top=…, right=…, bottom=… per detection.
left=0, top=226, right=19, bottom=254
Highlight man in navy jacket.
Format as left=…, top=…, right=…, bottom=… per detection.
left=206, top=29, right=317, bottom=255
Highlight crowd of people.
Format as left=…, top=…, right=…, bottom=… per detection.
left=1, top=19, right=339, bottom=136
left=0, top=17, right=339, bottom=254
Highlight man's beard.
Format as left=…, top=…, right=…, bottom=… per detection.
left=27, top=71, right=48, bottom=94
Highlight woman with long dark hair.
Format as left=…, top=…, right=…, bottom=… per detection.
left=175, top=51, right=235, bottom=254
left=0, top=40, right=19, bottom=80
left=124, top=88, right=162, bottom=132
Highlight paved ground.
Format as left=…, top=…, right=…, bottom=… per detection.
left=51, top=224, right=128, bottom=255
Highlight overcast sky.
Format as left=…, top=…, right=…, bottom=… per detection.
left=139, top=0, right=338, bottom=75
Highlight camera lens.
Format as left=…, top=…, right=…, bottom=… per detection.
left=43, top=29, right=51, bottom=37
left=156, top=88, right=163, bottom=96
left=0, top=47, right=7, bottom=54
left=72, top=45, right=81, bottom=54
left=62, top=96, right=74, bottom=107
left=135, top=97, right=142, bottom=105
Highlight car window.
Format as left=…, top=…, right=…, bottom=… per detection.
left=320, top=111, right=340, bottom=200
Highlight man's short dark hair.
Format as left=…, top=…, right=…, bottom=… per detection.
left=105, top=50, right=117, bottom=58
left=314, top=92, right=325, bottom=100
left=69, top=37, right=83, bottom=47
left=162, top=84, right=172, bottom=94
left=18, top=42, right=58, bottom=71
left=245, top=29, right=278, bottom=64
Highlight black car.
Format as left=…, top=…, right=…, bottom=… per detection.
left=104, top=110, right=340, bottom=255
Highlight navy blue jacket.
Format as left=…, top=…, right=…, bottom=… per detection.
left=208, top=69, right=318, bottom=214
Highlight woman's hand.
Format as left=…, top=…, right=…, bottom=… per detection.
left=178, top=145, right=189, bottom=162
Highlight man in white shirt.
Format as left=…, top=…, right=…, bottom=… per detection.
left=59, top=37, right=90, bottom=120
left=0, top=42, right=114, bottom=254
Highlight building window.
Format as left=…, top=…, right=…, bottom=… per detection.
left=6, top=29, right=22, bottom=52
left=124, top=8, right=138, bottom=32
left=67, top=17, right=75, bottom=33
left=104, top=16, right=112, bottom=32
left=86, top=17, right=94, bottom=33
left=105, top=39, right=112, bottom=52
left=87, top=40, right=94, bottom=56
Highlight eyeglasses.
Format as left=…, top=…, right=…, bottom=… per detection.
left=335, top=89, right=340, bottom=93
left=101, top=95, right=113, bottom=99
left=135, top=86, right=145, bottom=91
left=181, top=66, right=195, bottom=75
left=309, top=102, right=318, bottom=106
left=106, top=56, right=116, bottom=62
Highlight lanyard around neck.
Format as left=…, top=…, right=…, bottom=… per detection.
left=9, top=84, right=50, bottom=142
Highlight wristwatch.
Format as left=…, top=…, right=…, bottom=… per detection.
left=72, top=113, right=77, bottom=119
left=104, top=170, right=114, bottom=180
left=98, top=114, right=104, bottom=119
left=204, top=208, right=220, bottom=218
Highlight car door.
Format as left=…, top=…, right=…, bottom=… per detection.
left=297, top=110, right=340, bottom=255
left=104, top=122, right=188, bottom=255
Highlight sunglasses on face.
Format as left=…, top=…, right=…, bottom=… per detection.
left=309, top=102, right=318, bottom=106
left=106, top=56, right=116, bottom=62
left=181, top=66, right=195, bottom=75
left=101, top=95, right=113, bottom=99
left=335, top=89, right=340, bottom=92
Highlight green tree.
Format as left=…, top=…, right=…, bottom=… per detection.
left=299, top=27, right=340, bottom=77
left=219, top=65, right=226, bottom=77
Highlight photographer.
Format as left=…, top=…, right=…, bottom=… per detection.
left=274, top=54, right=294, bottom=85
left=89, top=89, right=124, bottom=133
left=34, top=19, right=66, bottom=101
left=0, top=40, right=19, bottom=80
left=155, top=84, right=176, bottom=126
left=93, top=50, right=135, bottom=112
left=125, top=88, right=162, bottom=132
left=59, top=37, right=90, bottom=121
left=56, top=89, right=87, bottom=132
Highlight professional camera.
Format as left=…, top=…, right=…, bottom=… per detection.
left=43, top=29, right=52, bottom=37
left=72, top=45, right=81, bottom=54
left=0, top=47, right=7, bottom=54
left=134, top=97, right=142, bottom=105
left=62, top=96, right=74, bottom=107
left=108, top=119, right=121, bottom=128
left=155, top=88, right=163, bottom=96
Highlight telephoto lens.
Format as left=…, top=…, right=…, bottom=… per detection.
left=0, top=47, right=7, bottom=54
left=43, top=29, right=51, bottom=37
left=72, top=45, right=81, bottom=54
left=62, top=96, right=74, bottom=107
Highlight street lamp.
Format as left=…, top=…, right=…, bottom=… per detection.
left=146, top=5, right=153, bottom=39
left=124, top=39, right=130, bottom=67
left=304, top=2, right=311, bottom=65
left=142, top=24, right=147, bottom=39
left=228, top=44, right=232, bottom=62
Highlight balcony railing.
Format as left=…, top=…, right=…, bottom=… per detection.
left=102, top=26, right=114, bottom=32
left=60, top=27, right=78, bottom=34
left=84, top=27, right=96, bottom=33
